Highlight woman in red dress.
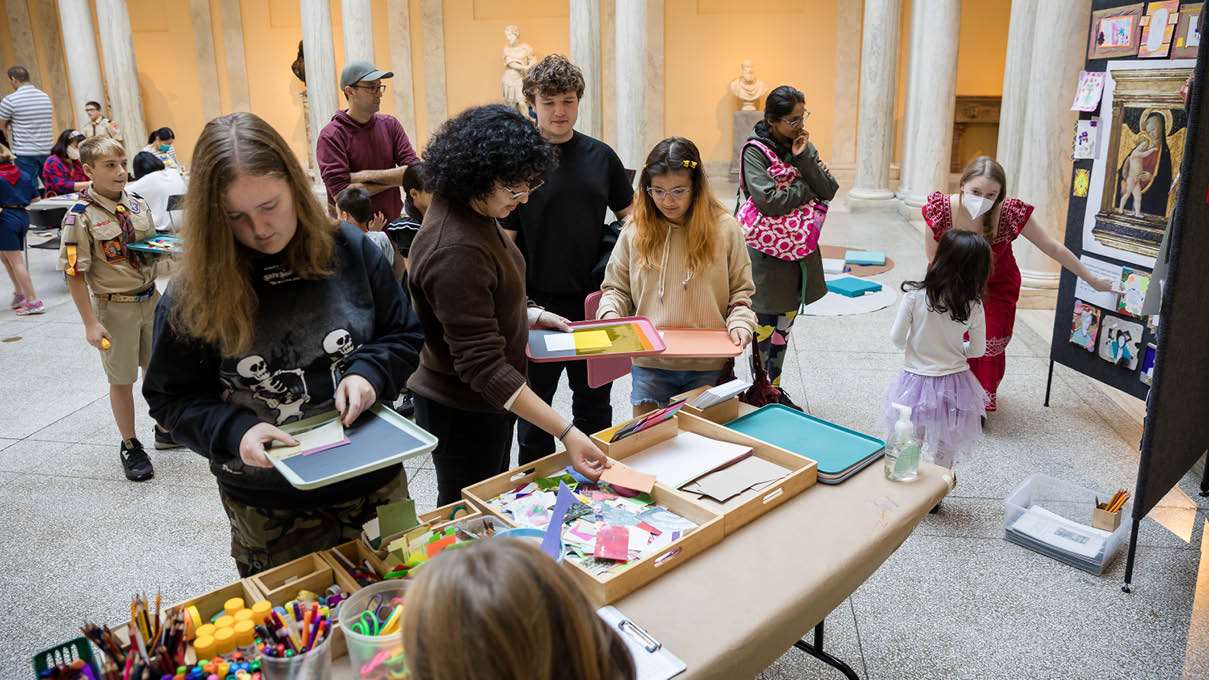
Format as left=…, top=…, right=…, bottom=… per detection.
left=922, top=156, right=1113, bottom=412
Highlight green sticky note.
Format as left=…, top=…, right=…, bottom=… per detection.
left=536, top=474, right=577, bottom=491
left=378, top=498, right=419, bottom=539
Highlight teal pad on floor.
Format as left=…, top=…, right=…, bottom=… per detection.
left=826, top=276, right=883, bottom=297
left=844, top=250, right=886, bottom=266
left=724, top=404, right=885, bottom=483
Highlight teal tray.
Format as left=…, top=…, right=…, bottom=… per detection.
left=724, top=405, right=884, bottom=483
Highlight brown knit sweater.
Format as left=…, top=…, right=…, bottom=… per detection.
left=406, top=193, right=534, bottom=412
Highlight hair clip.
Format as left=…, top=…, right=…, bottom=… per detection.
left=681, top=160, right=698, bottom=169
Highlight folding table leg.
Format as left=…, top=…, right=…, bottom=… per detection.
left=792, top=620, right=861, bottom=680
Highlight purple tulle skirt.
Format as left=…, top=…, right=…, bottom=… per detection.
left=878, top=369, right=989, bottom=469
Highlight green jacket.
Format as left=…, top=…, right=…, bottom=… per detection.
left=740, top=121, right=838, bottom=216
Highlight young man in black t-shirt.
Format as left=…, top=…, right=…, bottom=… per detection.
left=501, top=55, right=634, bottom=464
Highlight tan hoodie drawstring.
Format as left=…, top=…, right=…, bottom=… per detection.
left=657, top=224, right=695, bottom=302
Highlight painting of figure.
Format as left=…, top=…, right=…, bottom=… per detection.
left=1113, top=109, right=1183, bottom=219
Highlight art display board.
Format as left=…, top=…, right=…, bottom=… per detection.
left=1048, top=0, right=1196, bottom=402
left=1060, top=1, right=1208, bottom=591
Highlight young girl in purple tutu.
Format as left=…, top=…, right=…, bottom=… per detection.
left=880, top=229, right=993, bottom=469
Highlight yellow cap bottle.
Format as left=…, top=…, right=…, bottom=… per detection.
left=233, top=619, right=255, bottom=648
left=214, top=614, right=236, bottom=629
left=214, top=627, right=236, bottom=654
left=223, top=597, right=245, bottom=617
left=195, top=623, right=216, bottom=641
left=233, top=609, right=254, bottom=624
left=193, top=634, right=217, bottom=660
left=251, top=600, right=272, bottom=620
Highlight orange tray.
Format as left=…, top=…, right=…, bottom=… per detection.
left=657, top=328, right=743, bottom=358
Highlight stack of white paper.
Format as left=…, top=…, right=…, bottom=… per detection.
left=689, top=379, right=750, bottom=410
left=622, top=432, right=752, bottom=488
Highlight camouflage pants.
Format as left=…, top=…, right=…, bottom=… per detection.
left=220, top=469, right=408, bottom=577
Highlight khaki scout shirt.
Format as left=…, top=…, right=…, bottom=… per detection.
left=82, top=117, right=122, bottom=142
left=55, top=189, right=157, bottom=295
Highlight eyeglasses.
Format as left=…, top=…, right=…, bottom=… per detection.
left=352, top=84, right=387, bottom=94
left=501, top=179, right=545, bottom=199
left=646, top=187, right=691, bottom=201
left=780, top=110, right=811, bottom=127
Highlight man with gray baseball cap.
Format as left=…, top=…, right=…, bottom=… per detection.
left=317, top=60, right=419, bottom=220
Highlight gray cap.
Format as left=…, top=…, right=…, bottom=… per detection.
left=340, top=60, right=394, bottom=89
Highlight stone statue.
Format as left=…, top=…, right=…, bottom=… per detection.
left=501, top=25, right=537, bottom=114
left=729, top=60, right=767, bottom=111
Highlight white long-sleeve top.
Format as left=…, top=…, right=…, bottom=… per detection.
left=890, top=288, right=986, bottom=376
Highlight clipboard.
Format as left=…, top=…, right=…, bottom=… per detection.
left=527, top=317, right=666, bottom=362
left=596, top=606, right=686, bottom=679
left=126, top=234, right=183, bottom=255
left=657, top=328, right=743, bottom=358
left=268, top=404, right=437, bottom=490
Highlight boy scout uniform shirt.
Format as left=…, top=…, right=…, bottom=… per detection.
left=82, top=117, right=122, bottom=142
left=55, top=190, right=157, bottom=294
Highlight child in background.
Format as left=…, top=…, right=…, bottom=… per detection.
left=57, top=136, right=179, bottom=483
left=385, top=162, right=431, bottom=273
left=880, top=229, right=992, bottom=470
left=0, top=143, right=44, bottom=315
left=598, top=137, right=756, bottom=416
left=402, top=539, right=635, bottom=680
left=335, top=185, right=397, bottom=276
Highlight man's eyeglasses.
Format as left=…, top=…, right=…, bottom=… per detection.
left=780, top=110, right=811, bottom=127
left=646, top=187, right=691, bottom=201
left=352, top=84, right=387, bottom=94
left=501, top=179, right=545, bottom=199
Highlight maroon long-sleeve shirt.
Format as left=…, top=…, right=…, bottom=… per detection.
left=316, top=110, right=420, bottom=220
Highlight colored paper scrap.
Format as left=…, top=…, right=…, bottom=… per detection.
left=426, top=533, right=457, bottom=558
left=600, top=462, right=656, bottom=494
left=267, top=418, right=348, bottom=460
left=378, top=498, right=420, bottom=539
left=573, top=329, right=612, bottom=352
left=537, top=474, right=578, bottom=491
left=541, top=482, right=577, bottom=559
left=545, top=333, right=576, bottom=352
left=594, top=526, right=631, bottom=561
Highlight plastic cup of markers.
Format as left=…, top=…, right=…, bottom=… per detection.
left=260, top=624, right=334, bottom=680
left=340, top=580, right=410, bottom=679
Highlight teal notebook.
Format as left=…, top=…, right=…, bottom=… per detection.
left=844, top=250, right=886, bottom=266
left=826, top=277, right=883, bottom=297
left=724, top=405, right=884, bottom=483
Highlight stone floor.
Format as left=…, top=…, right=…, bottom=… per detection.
left=1, top=203, right=1205, bottom=679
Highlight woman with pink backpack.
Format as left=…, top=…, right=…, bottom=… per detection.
left=737, top=85, right=838, bottom=410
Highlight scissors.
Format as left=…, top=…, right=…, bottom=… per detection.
left=352, top=610, right=381, bottom=636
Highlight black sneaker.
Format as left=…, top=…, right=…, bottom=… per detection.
left=120, top=438, right=154, bottom=481
left=395, top=392, right=415, bottom=417
left=775, top=388, right=804, bottom=413
left=153, top=426, right=182, bottom=450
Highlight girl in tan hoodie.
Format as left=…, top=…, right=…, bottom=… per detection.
left=598, top=137, right=756, bottom=416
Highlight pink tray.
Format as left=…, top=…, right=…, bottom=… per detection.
left=526, top=316, right=666, bottom=364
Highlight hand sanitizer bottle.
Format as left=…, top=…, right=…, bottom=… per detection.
left=884, top=403, right=922, bottom=482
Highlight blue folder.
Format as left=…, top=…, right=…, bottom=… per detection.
left=826, top=277, right=883, bottom=297
left=844, top=250, right=886, bottom=266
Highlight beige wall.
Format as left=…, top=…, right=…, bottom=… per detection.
left=3, top=0, right=1011, bottom=169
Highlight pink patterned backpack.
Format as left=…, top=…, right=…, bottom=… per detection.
left=736, top=140, right=828, bottom=261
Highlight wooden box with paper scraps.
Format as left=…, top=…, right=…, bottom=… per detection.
left=600, top=411, right=817, bottom=535
left=248, top=552, right=362, bottom=657
left=461, top=449, right=724, bottom=605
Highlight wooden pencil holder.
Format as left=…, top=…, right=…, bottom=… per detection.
left=1092, top=507, right=1122, bottom=532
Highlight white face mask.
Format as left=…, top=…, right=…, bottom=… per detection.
left=962, top=192, right=994, bottom=220
left=67, top=146, right=80, bottom=161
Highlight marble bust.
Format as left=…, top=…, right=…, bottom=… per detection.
left=501, top=25, right=537, bottom=114
left=729, top=60, right=767, bottom=111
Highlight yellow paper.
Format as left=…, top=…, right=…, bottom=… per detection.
left=573, top=329, right=612, bottom=352
left=267, top=419, right=345, bottom=461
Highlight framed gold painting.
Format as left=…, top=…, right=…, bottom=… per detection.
left=1091, top=67, right=1190, bottom=260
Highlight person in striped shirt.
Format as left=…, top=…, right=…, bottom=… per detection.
left=0, top=66, right=54, bottom=187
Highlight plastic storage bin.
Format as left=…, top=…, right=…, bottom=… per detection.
left=1002, top=473, right=1131, bottom=575
left=339, top=580, right=409, bottom=679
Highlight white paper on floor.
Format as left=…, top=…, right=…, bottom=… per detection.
left=803, top=274, right=897, bottom=317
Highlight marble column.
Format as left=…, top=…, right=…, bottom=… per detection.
left=95, top=0, right=147, bottom=160
left=301, top=0, right=340, bottom=171
left=897, top=0, right=961, bottom=210
left=996, top=0, right=1038, bottom=195
left=848, top=0, right=903, bottom=207
left=4, top=0, right=40, bottom=85
left=58, top=0, right=106, bottom=130
left=386, top=0, right=417, bottom=137
left=603, top=0, right=616, bottom=147
left=614, top=0, right=663, bottom=171
left=1014, top=0, right=1091, bottom=288
left=30, top=1, right=74, bottom=134
left=189, top=0, right=222, bottom=122
left=342, top=0, right=376, bottom=65
left=220, top=0, right=250, bottom=112
left=571, top=0, right=602, bottom=139
left=830, top=0, right=862, bottom=169
left=420, top=0, right=447, bottom=131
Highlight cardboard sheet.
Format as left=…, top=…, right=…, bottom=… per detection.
left=681, top=456, right=790, bottom=503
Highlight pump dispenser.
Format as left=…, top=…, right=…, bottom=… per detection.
left=884, top=403, right=922, bottom=481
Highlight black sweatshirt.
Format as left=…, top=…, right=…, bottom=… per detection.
left=144, top=224, right=423, bottom=508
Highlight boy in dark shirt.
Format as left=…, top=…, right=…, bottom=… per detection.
left=500, top=55, right=633, bottom=464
